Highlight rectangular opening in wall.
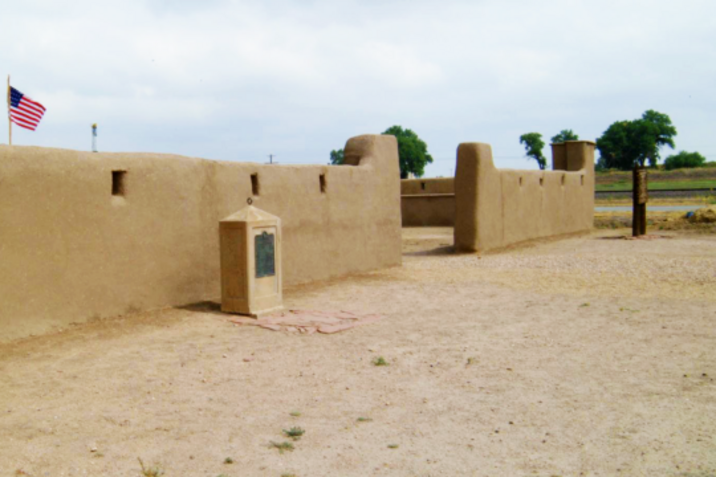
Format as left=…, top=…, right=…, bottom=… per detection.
left=112, top=170, right=126, bottom=196
left=421, top=181, right=426, bottom=191
left=251, top=173, right=260, bottom=196
left=539, top=177, right=544, bottom=186
left=319, top=174, right=326, bottom=193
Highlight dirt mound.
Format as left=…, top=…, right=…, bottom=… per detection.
left=688, top=205, right=716, bottom=223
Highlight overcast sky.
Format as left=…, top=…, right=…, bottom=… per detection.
left=3, top=0, right=715, bottom=176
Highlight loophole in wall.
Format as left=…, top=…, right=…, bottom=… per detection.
left=112, top=170, right=126, bottom=196
left=251, top=173, right=260, bottom=196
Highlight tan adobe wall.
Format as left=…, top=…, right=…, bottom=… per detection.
left=401, top=178, right=455, bottom=226
left=0, top=134, right=401, bottom=342
left=402, top=194, right=455, bottom=227
left=401, top=178, right=455, bottom=195
left=454, top=141, right=595, bottom=253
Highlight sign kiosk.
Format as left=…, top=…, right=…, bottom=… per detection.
left=219, top=199, right=283, bottom=316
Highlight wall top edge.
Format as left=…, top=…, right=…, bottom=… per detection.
left=0, top=144, right=364, bottom=170
left=401, top=177, right=454, bottom=183
left=498, top=168, right=586, bottom=175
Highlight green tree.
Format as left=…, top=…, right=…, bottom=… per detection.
left=640, top=110, right=677, bottom=165
left=596, top=110, right=677, bottom=170
left=519, top=132, right=547, bottom=170
left=595, top=156, right=609, bottom=171
left=330, top=149, right=344, bottom=165
left=551, top=129, right=579, bottom=143
left=663, top=151, right=706, bottom=170
left=382, top=125, right=433, bottom=178
left=595, top=120, right=634, bottom=170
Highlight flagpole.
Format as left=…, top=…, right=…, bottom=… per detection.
left=7, top=74, right=11, bottom=146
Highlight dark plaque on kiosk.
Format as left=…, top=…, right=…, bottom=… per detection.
left=255, top=231, right=276, bottom=278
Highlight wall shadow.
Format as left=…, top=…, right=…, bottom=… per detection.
left=403, top=245, right=455, bottom=257
left=177, top=301, right=224, bottom=316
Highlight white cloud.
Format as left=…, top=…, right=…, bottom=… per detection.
left=1, top=0, right=715, bottom=173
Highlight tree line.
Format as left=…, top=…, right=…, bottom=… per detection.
left=520, top=110, right=707, bottom=171
left=330, top=111, right=707, bottom=178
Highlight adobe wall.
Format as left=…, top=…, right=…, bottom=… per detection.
left=401, top=178, right=455, bottom=195
left=454, top=141, right=595, bottom=253
left=401, top=178, right=455, bottom=226
left=0, top=134, right=401, bottom=342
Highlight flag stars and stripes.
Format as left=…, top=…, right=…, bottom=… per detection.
left=9, top=87, right=46, bottom=131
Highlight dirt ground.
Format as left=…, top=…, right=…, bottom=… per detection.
left=1, top=228, right=715, bottom=477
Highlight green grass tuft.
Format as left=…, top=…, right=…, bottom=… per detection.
left=283, top=426, right=305, bottom=440
left=138, top=458, right=165, bottom=477
left=270, top=441, right=295, bottom=453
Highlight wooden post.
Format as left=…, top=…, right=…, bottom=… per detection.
left=7, top=75, right=11, bottom=146
left=632, top=166, right=647, bottom=236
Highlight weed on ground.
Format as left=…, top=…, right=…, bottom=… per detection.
left=270, top=441, right=295, bottom=454
left=283, top=427, right=305, bottom=440
left=138, top=458, right=164, bottom=477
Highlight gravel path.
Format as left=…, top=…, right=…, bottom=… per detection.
left=1, top=228, right=714, bottom=476
left=401, top=228, right=716, bottom=302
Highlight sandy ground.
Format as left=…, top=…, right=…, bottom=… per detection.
left=1, top=228, right=715, bottom=477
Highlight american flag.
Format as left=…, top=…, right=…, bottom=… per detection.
left=9, top=86, right=46, bottom=131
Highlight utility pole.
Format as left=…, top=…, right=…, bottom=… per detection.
left=267, top=154, right=277, bottom=165
left=632, top=166, right=647, bottom=236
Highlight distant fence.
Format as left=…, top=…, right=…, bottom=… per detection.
left=596, top=188, right=715, bottom=198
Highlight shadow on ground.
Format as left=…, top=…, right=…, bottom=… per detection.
left=403, top=245, right=455, bottom=257
left=177, top=301, right=223, bottom=315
